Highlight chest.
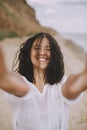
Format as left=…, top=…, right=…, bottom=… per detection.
left=34, top=81, right=45, bottom=93
left=16, top=93, right=68, bottom=130
left=17, top=89, right=66, bottom=122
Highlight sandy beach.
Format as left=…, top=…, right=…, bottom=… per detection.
left=0, top=35, right=87, bottom=130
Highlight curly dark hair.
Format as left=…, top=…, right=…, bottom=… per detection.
left=13, top=32, right=65, bottom=84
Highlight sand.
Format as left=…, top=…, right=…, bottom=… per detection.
left=0, top=35, right=87, bottom=130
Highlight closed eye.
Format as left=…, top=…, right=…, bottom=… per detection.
left=45, top=46, right=51, bottom=51
left=33, top=45, right=40, bottom=50
left=45, top=47, right=50, bottom=50
left=33, top=45, right=50, bottom=51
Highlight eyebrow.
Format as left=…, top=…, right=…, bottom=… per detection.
left=33, top=45, right=50, bottom=48
left=43, top=46, right=50, bottom=48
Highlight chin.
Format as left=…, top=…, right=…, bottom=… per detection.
left=39, top=67, right=47, bottom=70
left=38, top=66, right=47, bottom=71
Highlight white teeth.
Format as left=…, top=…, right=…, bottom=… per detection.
left=39, top=58, right=46, bottom=61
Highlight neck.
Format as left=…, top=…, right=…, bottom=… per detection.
left=34, top=68, right=45, bottom=82
left=33, top=68, right=46, bottom=93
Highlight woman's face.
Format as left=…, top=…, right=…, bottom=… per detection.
left=30, top=37, right=51, bottom=71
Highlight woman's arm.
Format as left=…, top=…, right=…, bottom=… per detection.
left=0, top=45, right=29, bottom=97
left=62, top=64, right=87, bottom=100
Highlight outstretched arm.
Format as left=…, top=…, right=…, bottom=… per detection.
left=62, top=60, right=87, bottom=99
left=0, top=45, right=29, bottom=96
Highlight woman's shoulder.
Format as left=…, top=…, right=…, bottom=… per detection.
left=10, top=72, right=25, bottom=81
left=21, top=75, right=33, bottom=87
left=59, top=75, right=68, bottom=85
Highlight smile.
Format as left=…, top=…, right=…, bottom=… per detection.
left=36, top=57, right=49, bottom=62
left=39, top=58, right=46, bottom=61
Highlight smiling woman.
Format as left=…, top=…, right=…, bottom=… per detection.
left=16, top=32, right=64, bottom=85
left=0, top=32, right=87, bottom=130
left=30, top=37, right=51, bottom=71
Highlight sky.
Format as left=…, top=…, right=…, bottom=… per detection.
left=26, top=0, right=87, bottom=34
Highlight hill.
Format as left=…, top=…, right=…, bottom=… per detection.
left=0, top=0, right=55, bottom=39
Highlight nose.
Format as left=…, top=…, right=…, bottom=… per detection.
left=39, top=47, right=45, bottom=55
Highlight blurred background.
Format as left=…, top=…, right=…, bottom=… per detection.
left=26, top=0, right=87, bottom=52
left=0, top=0, right=87, bottom=130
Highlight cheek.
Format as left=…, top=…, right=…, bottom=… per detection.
left=30, top=51, right=38, bottom=63
left=49, top=52, right=51, bottom=57
left=47, top=52, right=51, bottom=59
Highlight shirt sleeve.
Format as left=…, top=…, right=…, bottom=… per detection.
left=4, top=76, right=32, bottom=110
left=4, top=91, right=30, bottom=111
left=58, top=75, right=84, bottom=105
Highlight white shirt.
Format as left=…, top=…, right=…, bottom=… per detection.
left=4, top=76, right=82, bottom=130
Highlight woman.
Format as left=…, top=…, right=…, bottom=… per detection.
left=0, top=32, right=87, bottom=130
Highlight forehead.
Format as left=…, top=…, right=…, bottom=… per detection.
left=33, top=37, right=50, bottom=46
